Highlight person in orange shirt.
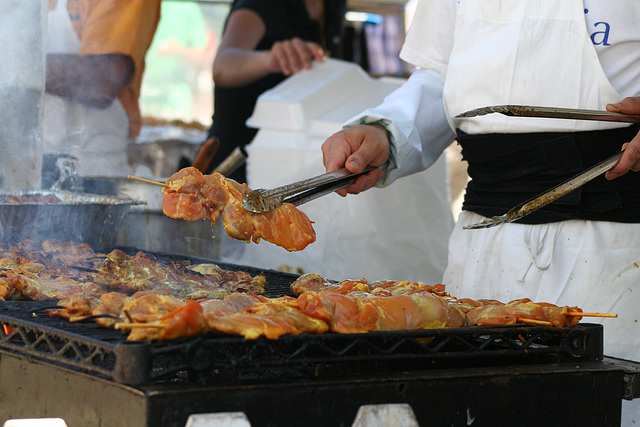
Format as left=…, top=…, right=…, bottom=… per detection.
left=44, top=0, right=161, bottom=180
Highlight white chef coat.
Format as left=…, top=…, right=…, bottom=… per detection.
left=44, top=0, right=132, bottom=178
left=341, top=1, right=640, bottom=421
left=352, top=0, right=640, bottom=185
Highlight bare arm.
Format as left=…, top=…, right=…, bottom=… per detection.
left=45, top=53, right=134, bottom=109
left=212, top=9, right=325, bottom=88
left=605, top=96, right=640, bottom=179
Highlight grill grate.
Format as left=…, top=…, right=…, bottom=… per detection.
left=114, top=246, right=301, bottom=298
left=0, top=249, right=605, bottom=387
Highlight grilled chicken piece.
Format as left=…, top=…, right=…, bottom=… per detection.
left=298, top=288, right=466, bottom=333
left=46, top=294, right=102, bottom=320
left=94, top=250, right=264, bottom=298
left=11, top=270, right=104, bottom=301
left=162, top=167, right=316, bottom=251
left=91, top=292, right=129, bottom=328
left=200, top=292, right=264, bottom=318
left=207, top=296, right=328, bottom=340
left=464, top=298, right=583, bottom=328
left=293, top=275, right=466, bottom=333
left=290, top=273, right=341, bottom=295
left=126, top=300, right=210, bottom=342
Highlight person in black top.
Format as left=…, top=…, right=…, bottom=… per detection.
left=198, top=0, right=347, bottom=183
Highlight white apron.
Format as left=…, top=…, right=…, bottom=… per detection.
left=44, top=0, right=131, bottom=178
left=445, top=0, right=624, bottom=134
left=443, top=0, right=640, bottom=359
left=441, top=3, right=640, bottom=421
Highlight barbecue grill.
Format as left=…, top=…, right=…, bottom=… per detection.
left=1, top=248, right=639, bottom=427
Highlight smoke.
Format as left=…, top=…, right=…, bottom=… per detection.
left=0, top=1, right=47, bottom=190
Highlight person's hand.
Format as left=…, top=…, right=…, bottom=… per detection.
left=265, top=37, right=325, bottom=76
left=321, top=124, right=390, bottom=196
left=605, top=96, right=640, bottom=180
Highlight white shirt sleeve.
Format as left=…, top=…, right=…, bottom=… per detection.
left=342, top=69, right=456, bottom=186
left=339, top=0, right=458, bottom=186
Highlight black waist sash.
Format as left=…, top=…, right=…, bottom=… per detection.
left=457, top=124, right=640, bottom=224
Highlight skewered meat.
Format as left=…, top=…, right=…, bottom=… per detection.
left=0, top=240, right=266, bottom=311
left=0, top=271, right=19, bottom=300
left=123, top=299, right=210, bottom=342
left=1, top=239, right=100, bottom=271
left=298, top=287, right=466, bottom=333
left=290, top=273, right=341, bottom=295
left=464, top=298, right=583, bottom=328
left=186, top=263, right=266, bottom=295
left=291, top=274, right=451, bottom=298
left=46, top=294, right=102, bottom=321
left=120, top=291, right=187, bottom=323
left=292, top=275, right=466, bottom=333
left=88, top=292, right=128, bottom=328
left=48, top=277, right=591, bottom=341
left=161, top=167, right=316, bottom=251
left=92, top=290, right=191, bottom=339
left=105, top=293, right=326, bottom=341
left=207, top=296, right=329, bottom=339
left=0, top=240, right=599, bottom=342
left=291, top=274, right=589, bottom=331
left=94, top=292, right=262, bottom=341
left=11, top=269, right=104, bottom=301
left=200, top=292, right=264, bottom=318
left=94, top=250, right=265, bottom=298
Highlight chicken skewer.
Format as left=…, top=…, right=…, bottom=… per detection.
left=130, top=168, right=316, bottom=251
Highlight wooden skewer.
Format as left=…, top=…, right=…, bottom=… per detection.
left=115, top=322, right=167, bottom=330
left=127, top=175, right=169, bottom=188
left=517, top=318, right=553, bottom=326
left=69, top=314, right=117, bottom=323
left=566, top=312, right=618, bottom=318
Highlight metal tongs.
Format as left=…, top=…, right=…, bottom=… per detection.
left=455, top=105, right=640, bottom=123
left=243, top=166, right=374, bottom=213
left=457, top=104, right=639, bottom=229
left=462, top=150, right=624, bottom=229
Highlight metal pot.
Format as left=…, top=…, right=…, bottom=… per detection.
left=0, top=190, right=140, bottom=252
left=128, top=124, right=207, bottom=178
left=85, top=177, right=224, bottom=259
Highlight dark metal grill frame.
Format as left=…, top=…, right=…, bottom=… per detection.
left=1, top=248, right=638, bottom=427
left=0, top=300, right=604, bottom=386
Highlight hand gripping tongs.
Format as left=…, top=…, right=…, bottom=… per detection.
left=457, top=104, right=639, bottom=229
left=243, top=166, right=374, bottom=213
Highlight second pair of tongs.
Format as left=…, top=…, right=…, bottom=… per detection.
left=455, top=105, right=640, bottom=123
left=463, top=150, right=624, bottom=229
left=243, top=166, right=374, bottom=213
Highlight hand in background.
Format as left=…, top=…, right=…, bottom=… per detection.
left=213, top=9, right=324, bottom=88
left=265, top=37, right=325, bottom=76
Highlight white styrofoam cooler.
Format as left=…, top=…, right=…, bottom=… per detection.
left=246, top=58, right=375, bottom=132
left=235, top=59, right=454, bottom=283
